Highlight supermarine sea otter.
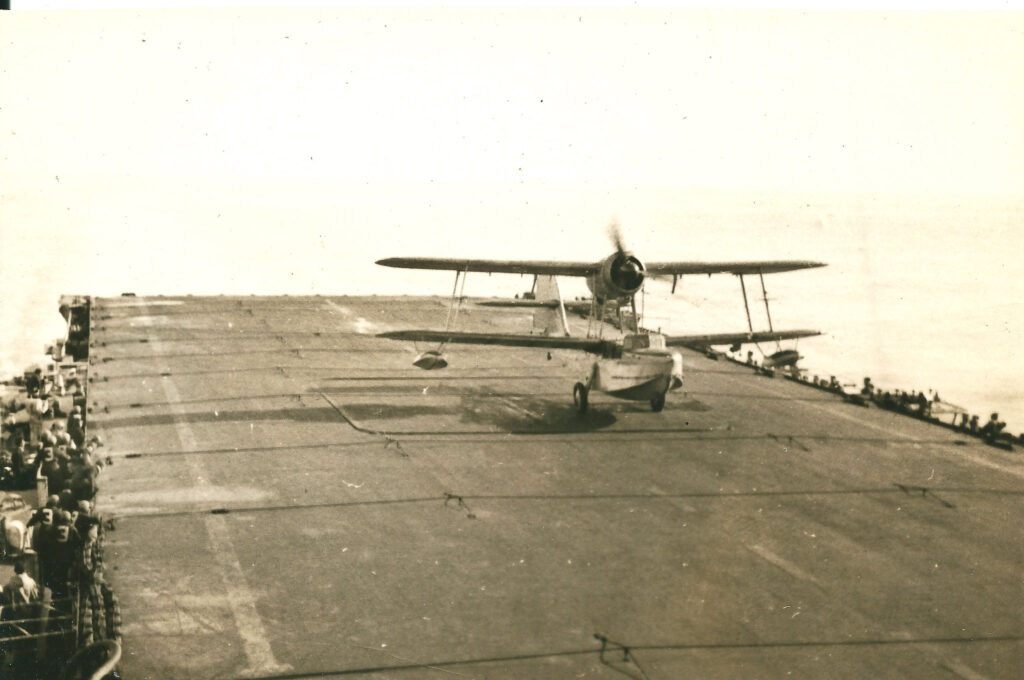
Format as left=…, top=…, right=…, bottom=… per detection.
left=377, top=225, right=824, bottom=413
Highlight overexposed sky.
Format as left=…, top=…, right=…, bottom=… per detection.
left=3, top=8, right=1022, bottom=193
left=2, top=8, right=1021, bottom=291
left=3, top=6, right=1022, bottom=290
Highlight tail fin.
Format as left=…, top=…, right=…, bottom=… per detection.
left=532, top=276, right=570, bottom=336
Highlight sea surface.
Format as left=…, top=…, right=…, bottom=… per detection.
left=2, top=187, right=1020, bottom=434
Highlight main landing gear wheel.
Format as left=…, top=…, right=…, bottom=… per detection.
left=573, top=382, right=589, bottom=414
left=650, top=392, right=666, bottom=412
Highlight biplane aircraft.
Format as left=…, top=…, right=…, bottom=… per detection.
left=377, top=230, right=825, bottom=412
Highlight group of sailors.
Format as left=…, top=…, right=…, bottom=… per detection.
left=858, top=377, right=940, bottom=417
left=20, top=494, right=104, bottom=599
left=2, top=391, right=94, bottom=491
left=955, top=412, right=1013, bottom=444
left=738, top=352, right=1021, bottom=447
left=1, top=363, right=106, bottom=614
left=857, top=376, right=1019, bottom=446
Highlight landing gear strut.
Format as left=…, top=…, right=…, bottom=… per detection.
left=573, top=382, right=589, bottom=414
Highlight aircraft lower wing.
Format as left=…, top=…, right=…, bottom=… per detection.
left=666, top=329, right=822, bottom=347
left=646, top=261, right=826, bottom=276
left=381, top=328, right=820, bottom=351
left=377, top=329, right=606, bottom=353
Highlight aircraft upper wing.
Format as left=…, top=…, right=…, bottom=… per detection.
left=376, top=257, right=597, bottom=277
left=645, top=261, right=826, bottom=276
left=378, top=257, right=825, bottom=277
left=666, top=329, right=822, bottom=347
left=378, top=329, right=607, bottom=353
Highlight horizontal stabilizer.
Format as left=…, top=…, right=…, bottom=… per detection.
left=378, top=329, right=605, bottom=353
left=666, top=329, right=822, bottom=348
left=476, top=299, right=594, bottom=315
left=477, top=299, right=561, bottom=308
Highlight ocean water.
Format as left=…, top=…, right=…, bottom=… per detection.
left=1, top=184, right=1020, bottom=434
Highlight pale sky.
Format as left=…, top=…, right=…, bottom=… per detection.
left=3, top=8, right=1022, bottom=192
left=2, top=8, right=1021, bottom=291
left=3, top=6, right=1021, bottom=286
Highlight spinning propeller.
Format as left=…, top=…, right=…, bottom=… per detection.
left=605, top=221, right=646, bottom=293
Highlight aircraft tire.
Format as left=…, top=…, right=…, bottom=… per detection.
left=650, top=392, right=666, bottom=412
left=573, top=382, right=588, bottom=414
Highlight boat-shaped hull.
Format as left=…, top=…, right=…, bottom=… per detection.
left=593, top=354, right=674, bottom=401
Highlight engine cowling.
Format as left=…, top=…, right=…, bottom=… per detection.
left=587, top=251, right=646, bottom=302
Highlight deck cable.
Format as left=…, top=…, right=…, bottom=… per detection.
left=222, top=633, right=1024, bottom=680
left=318, top=392, right=408, bottom=456
left=107, top=484, right=1003, bottom=521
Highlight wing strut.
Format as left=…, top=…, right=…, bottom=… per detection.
left=739, top=274, right=754, bottom=336
left=629, top=295, right=639, bottom=333
left=587, top=295, right=605, bottom=339
left=441, top=266, right=470, bottom=346
left=759, top=272, right=774, bottom=333
left=442, top=269, right=460, bottom=331
left=556, top=282, right=571, bottom=337
left=739, top=272, right=790, bottom=358
left=641, top=287, right=647, bottom=330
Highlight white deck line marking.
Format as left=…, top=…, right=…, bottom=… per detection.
left=747, top=544, right=823, bottom=587
left=722, top=370, right=1024, bottom=481
left=940, top=658, right=993, bottom=680
left=324, top=299, right=377, bottom=334
left=948, top=450, right=1024, bottom=482
left=721, top=371, right=919, bottom=442
left=799, top=398, right=920, bottom=441
left=142, top=317, right=290, bottom=677
left=322, top=300, right=351, bottom=315
left=102, top=300, right=185, bottom=307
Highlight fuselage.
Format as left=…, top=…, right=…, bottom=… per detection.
left=588, top=333, right=683, bottom=401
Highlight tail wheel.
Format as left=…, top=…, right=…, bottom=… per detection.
left=573, top=382, right=589, bottom=414
left=650, top=392, right=666, bottom=412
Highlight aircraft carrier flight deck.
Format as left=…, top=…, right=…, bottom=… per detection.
left=82, top=295, right=1022, bottom=679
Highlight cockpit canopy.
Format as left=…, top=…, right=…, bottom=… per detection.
left=622, top=333, right=666, bottom=351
